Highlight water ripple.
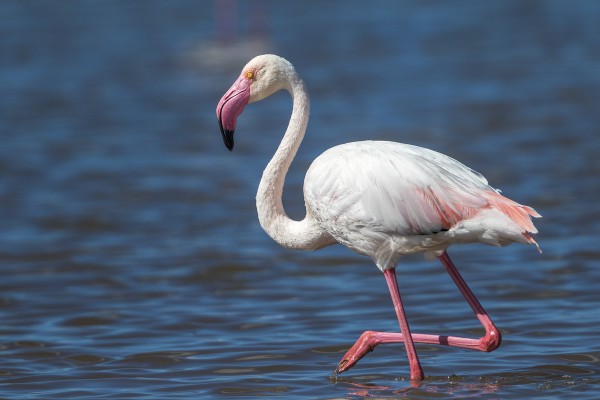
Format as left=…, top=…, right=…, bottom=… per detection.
left=1, top=0, right=599, bottom=398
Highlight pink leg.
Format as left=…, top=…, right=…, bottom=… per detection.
left=334, top=267, right=424, bottom=381
left=383, top=267, right=424, bottom=381
left=335, top=251, right=501, bottom=379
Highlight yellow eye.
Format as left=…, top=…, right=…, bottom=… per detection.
left=245, top=70, right=254, bottom=80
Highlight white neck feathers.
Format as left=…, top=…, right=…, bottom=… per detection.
left=255, top=65, right=332, bottom=250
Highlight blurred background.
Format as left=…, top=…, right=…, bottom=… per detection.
left=0, top=0, right=599, bottom=398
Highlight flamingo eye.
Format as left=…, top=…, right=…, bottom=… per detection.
left=245, top=70, right=255, bottom=80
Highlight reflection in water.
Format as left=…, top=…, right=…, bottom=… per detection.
left=333, top=374, right=502, bottom=397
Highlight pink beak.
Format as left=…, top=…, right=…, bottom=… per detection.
left=216, top=76, right=251, bottom=151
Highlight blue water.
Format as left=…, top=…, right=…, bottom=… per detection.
left=1, top=1, right=599, bottom=398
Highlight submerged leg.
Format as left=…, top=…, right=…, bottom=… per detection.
left=335, top=251, right=501, bottom=378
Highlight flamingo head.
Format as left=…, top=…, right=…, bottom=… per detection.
left=216, top=54, right=294, bottom=151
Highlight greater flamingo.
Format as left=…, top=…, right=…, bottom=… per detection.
left=216, top=54, right=541, bottom=381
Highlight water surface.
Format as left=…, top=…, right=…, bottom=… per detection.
left=1, top=1, right=599, bottom=398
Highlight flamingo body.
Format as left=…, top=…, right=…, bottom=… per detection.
left=304, top=140, right=539, bottom=270
left=216, top=54, right=541, bottom=381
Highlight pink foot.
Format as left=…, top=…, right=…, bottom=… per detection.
left=334, top=330, right=381, bottom=374
left=334, top=330, right=425, bottom=381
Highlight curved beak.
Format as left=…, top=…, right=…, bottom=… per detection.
left=216, top=76, right=251, bottom=151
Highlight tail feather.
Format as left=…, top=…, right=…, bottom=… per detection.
left=483, top=191, right=542, bottom=252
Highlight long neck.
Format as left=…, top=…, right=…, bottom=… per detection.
left=255, top=72, right=332, bottom=250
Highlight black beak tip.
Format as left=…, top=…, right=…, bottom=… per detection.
left=218, top=118, right=235, bottom=151
left=224, top=134, right=234, bottom=151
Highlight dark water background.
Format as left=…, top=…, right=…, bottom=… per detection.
left=1, top=1, right=599, bottom=398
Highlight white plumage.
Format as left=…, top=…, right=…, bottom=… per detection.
left=216, top=54, right=541, bottom=381
left=304, top=140, right=539, bottom=269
